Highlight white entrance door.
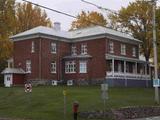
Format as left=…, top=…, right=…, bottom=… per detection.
left=4, top=74, right=13, bottom=87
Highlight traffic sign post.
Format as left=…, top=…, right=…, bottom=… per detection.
left=101, top=84, right=109, bottom=118
left=24, top=83, right=32, bottom=107
left=63, top=90, right=67, bottom=120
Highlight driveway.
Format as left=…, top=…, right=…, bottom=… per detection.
left=131, top=116, right=160, bottom=120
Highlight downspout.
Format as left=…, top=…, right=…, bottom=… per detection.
left=39, top=38, right=42, bottom=80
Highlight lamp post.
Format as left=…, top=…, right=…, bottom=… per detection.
left=152, top=0, right=159, bottom=104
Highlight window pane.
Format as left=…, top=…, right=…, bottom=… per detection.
left=79, top=61, right=87, bottom=73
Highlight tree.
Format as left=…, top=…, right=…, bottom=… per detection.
left=109, top=0, right=153, bottom=62
left=156, top=7, right=160, bottom=66
left=0, top=0, right=15, bottom=61
left=0, top=0, right=15, bottom=81
left=14, top=2, right=52, bottom=34
left=70, top=11, right=107, bottom=30
left=0, top=0, right=16, bottom=38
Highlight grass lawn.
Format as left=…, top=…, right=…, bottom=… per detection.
left=0, top=86, right=157, bottom=120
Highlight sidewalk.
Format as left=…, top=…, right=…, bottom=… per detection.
left=131, top=116, right=160, bottom=120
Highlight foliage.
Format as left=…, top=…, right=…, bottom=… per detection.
left=0, top=0, right=15, bottom=76
left=109, top=0, right=153, bottom=62
left=14, top=2, right=52, bottom=34
left=70, top=11, right=107, bottom=30
left=156, top=7, right=160, bottom=66
left=0, top=0, right=16, bottom=38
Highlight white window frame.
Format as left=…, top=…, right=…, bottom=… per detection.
left=81, top=44, right=87, bottom=55
left=132, top=47, right=136, bottom=57
left=51, top=62, right=56, bottom=73
left=65, top=61, right=76, bottom=73
left=51, top=42, right=56, bottom=54
left=121, top=44, right=126, bottom=55
left=79, top=61, right=87, bottom=73
left=26, top=60, right=31, bottom=73
left=71, top=45, right=77, bottom=55
left=109, top=41, right=114, bottom=53
left=31, top=41, right=35, bottom=53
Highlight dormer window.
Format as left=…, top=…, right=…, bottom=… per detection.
left=51, top=42, right=56, bottom=54
left=31, top=41, right=35, bottom=53
left=109, top=41, right=114, bottom=53
left=121, top=44, right=126, bottom=55
left=132, top=47, right=136, bottom=57
left=71, top=45, right=77, bottom=55
left=81, top=44, right=87, bottom=55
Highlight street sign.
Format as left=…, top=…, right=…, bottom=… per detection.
left=25, top=83, right=32, bottom=93
left=101, top=84, right=108, bottom=91
left=153, top=79, right=160, bottom=87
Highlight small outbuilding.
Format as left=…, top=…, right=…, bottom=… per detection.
left=1, top=68, right=25, bottom=87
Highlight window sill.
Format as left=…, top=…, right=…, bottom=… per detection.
left=79, top=72, right=87, bottom=74
left=65, top=72, right=76, bottom=74
left=51, top=72, right=56, bottom=74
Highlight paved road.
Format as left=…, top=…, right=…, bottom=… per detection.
left=131, top=116, right=160, bottom=120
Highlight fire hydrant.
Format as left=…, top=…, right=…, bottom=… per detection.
left=73, top=101, right=79, bottom=120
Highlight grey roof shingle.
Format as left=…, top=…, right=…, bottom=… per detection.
left=10, top=26, right=141, bottom=43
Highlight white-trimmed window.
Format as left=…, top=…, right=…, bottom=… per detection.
left=121, top=44, right=126, bottom=55
left=51, top=62, right=56, bottom=73
left=109, top=41, right=114, bottom=53
left=132, top=47, right=136, bottom=57
left=71, top=45, right=77, bottom=55
left=51, top=42, right=56, bottom=53
left=65, top=61, right=76, bottom=73
left=31, top=41, right=35, bottom=53
left=81, top=44, right=87, bottom=55
left=79, top=61, right=87, bottom=73
left=26, top=60, right=31, bottom=73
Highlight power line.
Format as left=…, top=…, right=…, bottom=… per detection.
left=22, top=0, right=76, bottom=19
left=21, top=0, right=109, bottom=29
left=81, top=0, right=118, bottom=15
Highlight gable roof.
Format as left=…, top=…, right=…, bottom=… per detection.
left=10, top=25, right=141, bottom=43
left=1, top=68, right=25, bottom=74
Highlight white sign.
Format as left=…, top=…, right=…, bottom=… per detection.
left=25, top=84, right=32, bottom=93
left=101, top=84, right=108, bottom=91
left=153, top=79, right=160, bottom=87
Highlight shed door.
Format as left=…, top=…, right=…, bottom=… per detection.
left=4, top=74, right=12, bottom=87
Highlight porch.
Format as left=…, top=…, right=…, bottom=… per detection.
left=106, top=54, right=151, bottom=80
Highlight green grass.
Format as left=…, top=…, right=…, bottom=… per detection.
left=0, top=86, right=157, bottom=120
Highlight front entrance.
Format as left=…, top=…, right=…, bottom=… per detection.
left=4, top=74, right=13, bottom=87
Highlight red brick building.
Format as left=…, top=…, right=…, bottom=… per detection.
left=2, top=23, right=152, bottom=87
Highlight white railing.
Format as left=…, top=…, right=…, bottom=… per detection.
left=106, top=71, right=151, bottom=80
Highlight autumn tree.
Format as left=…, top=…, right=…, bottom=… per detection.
left=156, top=7, right=160, bottom=66
left=14, top=2, right=52, bottom=34
left=70, top=11, right=107, bottom=30
left=0, top=0, right=15, bottom=81
left=0, top=0, right=15, bottom=60
left=109, top=0, right=154, bottom=62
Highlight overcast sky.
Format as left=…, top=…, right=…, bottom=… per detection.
left=17, top=0, right=140, bottom=30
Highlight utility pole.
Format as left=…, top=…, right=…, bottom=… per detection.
left=152, top=0, right=159, bottom=104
